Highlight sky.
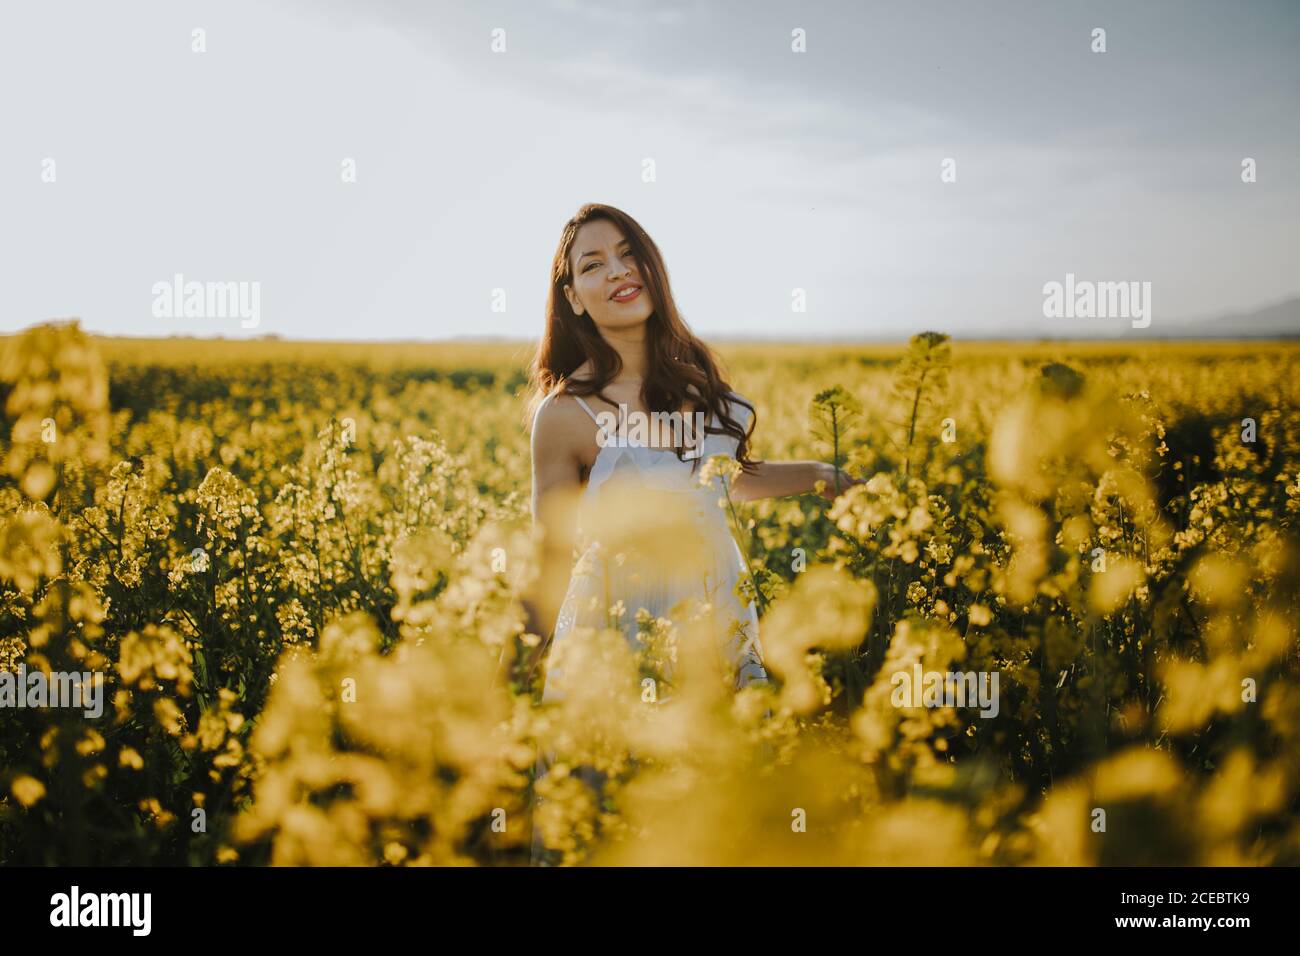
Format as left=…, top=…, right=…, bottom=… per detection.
left=2, top=0, right=1297, bottom=341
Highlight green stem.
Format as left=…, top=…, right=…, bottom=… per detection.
left=722, top=478, right=768, bottom=614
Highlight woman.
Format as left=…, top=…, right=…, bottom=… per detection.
left=522, top=203, right=856, bottom=864
left=523, top=203, right=855, bottom=700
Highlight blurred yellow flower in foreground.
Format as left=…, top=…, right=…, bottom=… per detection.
left=10, top=774, right=46, bottom=808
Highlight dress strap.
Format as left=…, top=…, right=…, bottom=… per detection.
left=571, top=395, right=602, bottom=425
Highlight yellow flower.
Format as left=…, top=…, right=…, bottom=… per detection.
left=698, top=453, right=742, bottom=486
left=10, top=775, right=45, bottom=807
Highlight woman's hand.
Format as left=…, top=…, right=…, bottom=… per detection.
left=814, top=462, right=861, bottom=501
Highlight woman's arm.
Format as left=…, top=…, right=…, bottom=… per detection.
left=729, top=460, right=858, bottom=504
left=723, top=395, right=858, bottom=504
left=511, top=397, right=585, bottom=685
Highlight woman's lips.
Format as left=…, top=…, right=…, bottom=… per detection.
left=611, top=285, right=642, bottom=302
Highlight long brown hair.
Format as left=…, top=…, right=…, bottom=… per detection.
left=528, top=203, right=756, bottom=470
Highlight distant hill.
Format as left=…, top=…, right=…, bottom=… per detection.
left=1125, top=296, right=1300, bottom=339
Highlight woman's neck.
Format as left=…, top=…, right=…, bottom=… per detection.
left=601, top=325, right=649, bottom=384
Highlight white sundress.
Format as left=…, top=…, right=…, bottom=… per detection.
left=539, top=390, right=768, bottom=701
left=529, top=390, right=768, bottom=865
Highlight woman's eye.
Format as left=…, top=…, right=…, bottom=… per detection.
left=581, top=250, right=631, bottom=273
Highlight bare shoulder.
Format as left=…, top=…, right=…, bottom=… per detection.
left=531, top=391, right=595, bottom=460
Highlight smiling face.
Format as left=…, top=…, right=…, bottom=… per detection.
left=563, top=218, right=655, bottom=333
